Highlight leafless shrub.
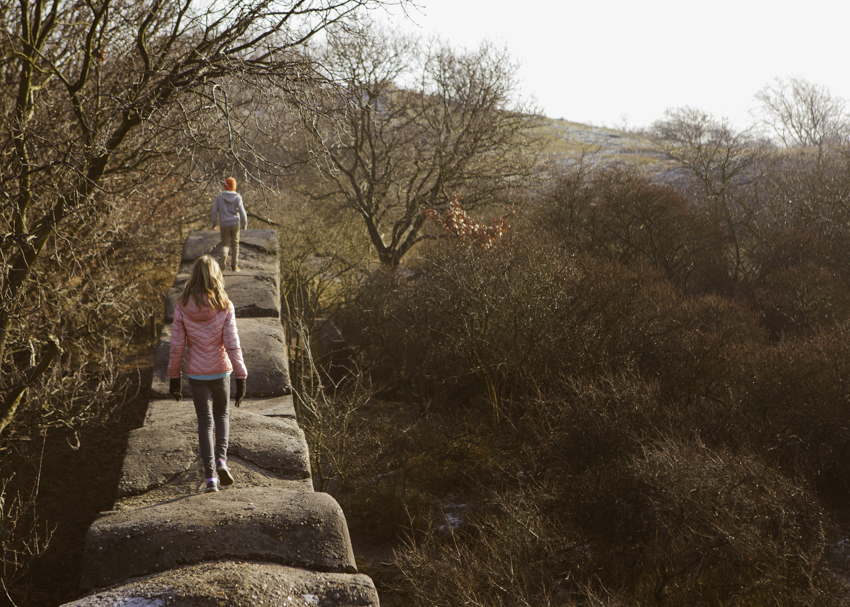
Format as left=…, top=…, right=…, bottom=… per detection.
left=535, top=168, right=730, bottom=294
left=296, top=367, right=499, bottom=538
left=525, top=377, right=843, bottom=603
left=340, top=227, right=771, bottom=428
left=287, top=291, right=441, bottom=537
left=0, top=442, right=53, bottom=603
left=750, top=264, right=850, bottom=336
left=745, top=225, right=850, bottom=337
left=387, top=427, right=842, bottom=606
left=717, top=327, right=850, bottom=500
left=576, top=438, right=841, bottom=606
left=524, top=372, right=671, bottom=480
left=391, top=499, right=577, bottom=607
left=342, top=237, right=695, bottom=417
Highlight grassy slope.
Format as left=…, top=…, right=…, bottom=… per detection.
left=537, top=117, right=669, bottom=171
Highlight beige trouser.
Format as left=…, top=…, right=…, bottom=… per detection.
left=220, top=224, right=240, bottom=270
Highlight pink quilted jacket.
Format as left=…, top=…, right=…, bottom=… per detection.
left=168, top=296, right=248, bottom=379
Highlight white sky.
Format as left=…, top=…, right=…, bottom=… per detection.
left=376, top=0, right=850, bottom=130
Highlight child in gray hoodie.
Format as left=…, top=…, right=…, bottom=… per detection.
left=211, top=177, right=248, bottom=271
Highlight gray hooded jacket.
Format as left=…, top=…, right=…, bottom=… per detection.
left=211, top=190, right=248, bottom=229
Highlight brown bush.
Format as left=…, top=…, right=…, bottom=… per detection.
left=391, top=488, right=589, bottom=606
left=751, top=263, right=850, bottom=337
left=743, top=225, right=850, bottom=336
left=573, top=438, right=840, bottom=606
left=519, top=365, right=841, bottom=602
left=342, top=238, right=714, bottom=416
left=342, top=232, right=775, bottom=420
left=716, top=328, right=850, bottom=500
left=533, top=167, right=730, bottom=294
left=325, top=163, right=850, bottom=603
left=387, top=427, right=842, bottom=606
left=752, top=226, right=835, bottom=276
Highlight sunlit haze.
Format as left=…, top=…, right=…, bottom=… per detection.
left=377, top=0, right=850, bottom=130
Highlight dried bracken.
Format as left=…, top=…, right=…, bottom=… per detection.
left=424, top=195, right=516, bottom=252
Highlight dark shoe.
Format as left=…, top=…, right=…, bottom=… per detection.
left=205, top=478, right=220, bottom=493
left=216, top=460, right=234, bottom=486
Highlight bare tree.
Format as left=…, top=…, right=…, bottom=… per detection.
left=753, top=76, right=850, bottom=220
left=297, top=25, right=542, bottom=266
left=755, top=76, right=849, bottom=154
left=649, top=108, right=770, bottom=277
left=0, top=0, right=396, bottom=439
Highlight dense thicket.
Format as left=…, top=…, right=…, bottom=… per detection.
left=320, top=159, right=850, bottom=604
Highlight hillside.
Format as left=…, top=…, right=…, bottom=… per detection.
left=538, top=117, right=667, bottom=170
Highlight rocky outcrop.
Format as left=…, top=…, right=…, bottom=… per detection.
left=64, top=229, right=379, bottom=607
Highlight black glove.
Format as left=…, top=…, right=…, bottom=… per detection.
left=169, top=377, right=182, bottom=401
left=234, top=378, right=246, bottom=407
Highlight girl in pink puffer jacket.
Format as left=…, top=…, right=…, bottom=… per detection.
left=168, top=255, right=248, bottom=493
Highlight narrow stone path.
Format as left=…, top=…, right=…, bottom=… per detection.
left=63, top=229, right=379, bottom=606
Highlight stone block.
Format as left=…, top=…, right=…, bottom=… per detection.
left=179, top=229, right=280, bottom=276
left=64, top=561, right=379, bottom=607
left=121, top=405, right=309, bottom=498
left=144, top=397, right=297, bottom=425
left=181, top=229, right=279, bottom=262
left=237, top=395, right=297, bottom=420
left=165, top=272, right=280, bottom=322
left=80, top=488, right=357, bottom=590
left=228, top=409, right=311, bottom=479
left=117, top=423, right=197, bottom=498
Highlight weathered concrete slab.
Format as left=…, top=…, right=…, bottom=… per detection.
left=64, top=561, right=379, bottom=607
left=74, top=227, right=380, bottom=605
left=179, top=229, right=281, bottom=275
left=81, top=487, right=357, bottom=590
left=150, top=318, right=291, bottom=399
left=164, top=272, right=280, bottom=322
left=120, top=405, right=309, bottom=497
left=233, top=319, right=291, bottom=395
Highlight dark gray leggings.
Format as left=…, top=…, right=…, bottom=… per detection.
left=189, top=376, right=230, bottom=479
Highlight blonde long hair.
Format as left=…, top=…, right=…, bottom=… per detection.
left=180, top=255, right=230, bottom=311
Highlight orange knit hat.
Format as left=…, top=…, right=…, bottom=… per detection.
left=224, top=177, right=237, bottom=191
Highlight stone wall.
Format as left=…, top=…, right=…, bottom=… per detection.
left=62, top=230, right=380, bottom=607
